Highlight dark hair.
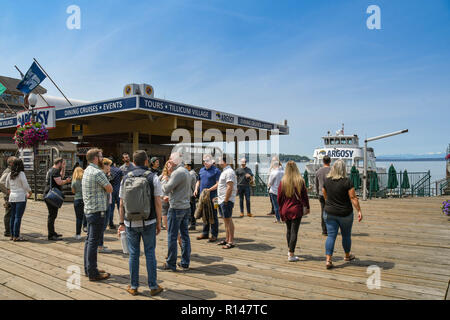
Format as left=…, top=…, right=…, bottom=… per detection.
left=185, top=163, right=192, bottom=169
left=54, top=157, right=64, bottom=166
left=221, top=154, right=228, bottom=164
left=122, top=152, right=130, bottom=158
left=10, top=159, right=25, bottom=180
left=133, top=150, right=148, bottom=167
left=323, top=156, right=331, bottom=165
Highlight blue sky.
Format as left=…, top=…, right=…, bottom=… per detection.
left=1, top=0, right=449, bottom=156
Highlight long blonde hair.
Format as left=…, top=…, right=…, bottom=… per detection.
left=161, top=161, right=170, bottom=179
left=280, top=161, right=305, bottom=198
left=72, top=167, right=84, bottom=181
left=327, top=159, right=347, bottom=180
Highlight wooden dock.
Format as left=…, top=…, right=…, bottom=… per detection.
left=0, top=196, right=449, bottom=300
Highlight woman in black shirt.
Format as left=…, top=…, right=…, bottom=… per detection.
left=322, top=160, right=363, bottom=269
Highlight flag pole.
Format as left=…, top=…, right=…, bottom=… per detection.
left=33, top=58, right=73, bottom=106
left=14, top=65, right=40, bottom=201
left=0, top=95, right=17, bottom=115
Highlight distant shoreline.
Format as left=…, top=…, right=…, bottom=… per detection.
left=377, top=158, right=446, bottom=162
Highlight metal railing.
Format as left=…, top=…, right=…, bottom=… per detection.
left=253, top=170, right=437, bottom=199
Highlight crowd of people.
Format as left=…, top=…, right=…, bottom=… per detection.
left=0, top=150, right=363, bottom=296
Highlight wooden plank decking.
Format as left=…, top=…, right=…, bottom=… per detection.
left=0, top=196, right=449, bottom=300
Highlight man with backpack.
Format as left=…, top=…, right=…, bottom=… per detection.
left=118, top=150, right=163, bottom=296
left=160, top=152, right=191, bottom=272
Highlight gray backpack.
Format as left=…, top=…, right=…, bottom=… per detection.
left=122, top=170, right=153, bottom=221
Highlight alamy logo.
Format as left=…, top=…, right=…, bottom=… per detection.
left=366, top=265, right=381, bottom=289
left=366, top=5, right=381, bottom=30
left=66, top=265, right=81, bottom=290
left=66, top=5, right=81, bottom=30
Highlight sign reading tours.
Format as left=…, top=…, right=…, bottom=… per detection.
left=140, top=97, right=211, bottom=120
left=17, top=106, right=56, bottom=128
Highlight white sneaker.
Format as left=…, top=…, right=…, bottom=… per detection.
left=288, top=256, right=300, bottom=262
left=98, top=246, right=112, bottom=253
left=75, top=235, right=82, bottom=240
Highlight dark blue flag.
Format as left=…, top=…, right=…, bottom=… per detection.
left=16, top=62, right=46, bottom=94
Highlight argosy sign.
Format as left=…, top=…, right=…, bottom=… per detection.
left=317, top=149, right=355, bottom=159
left=16, top=106, right=56, bottom=128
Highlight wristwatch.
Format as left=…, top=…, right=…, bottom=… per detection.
left=119, top=222, right=125, bottom=226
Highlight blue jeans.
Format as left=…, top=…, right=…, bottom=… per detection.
left=109, top=193, right=120, bottom=225
left=84, top=212, right=104, bottom=278
left=10, top=201, right=26, bottom=238
left=126, top=223, right=158, bottom=290
left=323, top=211, right=354, bottom=256
left=99, top=205, right=111, bottom=247
left=167, top=208, right=191, bottom=270
left=269, top=193, right=280, bottom=221
left=238, top=185, right=251, bottom=214
left=202, top=199, right=218, bottom=238
left=73, top=199, right=84, bottom=235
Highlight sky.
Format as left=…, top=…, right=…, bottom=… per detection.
left=1, top=0, right=449, bottom=157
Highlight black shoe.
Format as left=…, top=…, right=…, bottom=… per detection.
left=177, top=262, right=189, bottom=271
left=56, top=233, right=63, bottom=238
left=109, top=225, right=116, bottom=230
left=4, top=232, right=11, bottom=237
left=48, top=235, right=63, bottom=241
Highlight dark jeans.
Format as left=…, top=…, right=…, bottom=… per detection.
left=84, top=211, right=105, bottom=278
left=285, top=217, right=302, bottom=253
left=324, top=211, right=353, bottom=256
left=45, top=201, right=59, bottom=238
left=10, top=201, right=27, bottom=238
left=190, top=196, right=196, bottom=226
left=109, top=193, right=120, bottom=225
left=319, top=196, right=328, bottom=234
left=126, top=223, right=158, bottom=290
left=74, top=199, right=84, bottom=235
left=99, top=208, right=109, bottom=247
left=167, top=208, right=191, bottom=269
left=202, top=199, right=218, bottom=238
left=238, top=185, right=251, bottom=214
left=3, top=197, right=11, bottom=235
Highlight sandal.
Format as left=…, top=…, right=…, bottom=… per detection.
left=326, top=260, right=333, bottom=269
left=222, top=243, right=235, bottom=249
left=13, top=237, right=28, bottom=242
left=344, top=254, right=356, bottom=261
left=217, top=240, right=227, bottom=246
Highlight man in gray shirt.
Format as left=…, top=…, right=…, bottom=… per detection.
left=161, top=152, right=191, bottom=271
left=315, top=156, right=331, bottom=235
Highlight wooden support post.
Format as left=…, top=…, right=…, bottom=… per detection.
left=133, top=131, right=139, bottom=153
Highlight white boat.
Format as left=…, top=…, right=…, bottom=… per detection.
left=306, top=125, right=387, bottom=187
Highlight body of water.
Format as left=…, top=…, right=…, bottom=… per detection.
left=251, top=160, right=447, bottom=182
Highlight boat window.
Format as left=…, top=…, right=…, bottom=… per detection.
left=330, top=139, right=335, bottom=145
left=341, top=138, right=347, bottom=145
left=347, top=138, right=353, bottom=145
left=324, top=138, right=329, bottom=145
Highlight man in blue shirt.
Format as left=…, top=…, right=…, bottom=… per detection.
left=193, top=154, right=221, bottom=242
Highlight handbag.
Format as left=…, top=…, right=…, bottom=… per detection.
left=44, top=170, right=65, bottom=208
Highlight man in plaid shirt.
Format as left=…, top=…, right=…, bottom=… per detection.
left=82, top=148, right=113, bottom=281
